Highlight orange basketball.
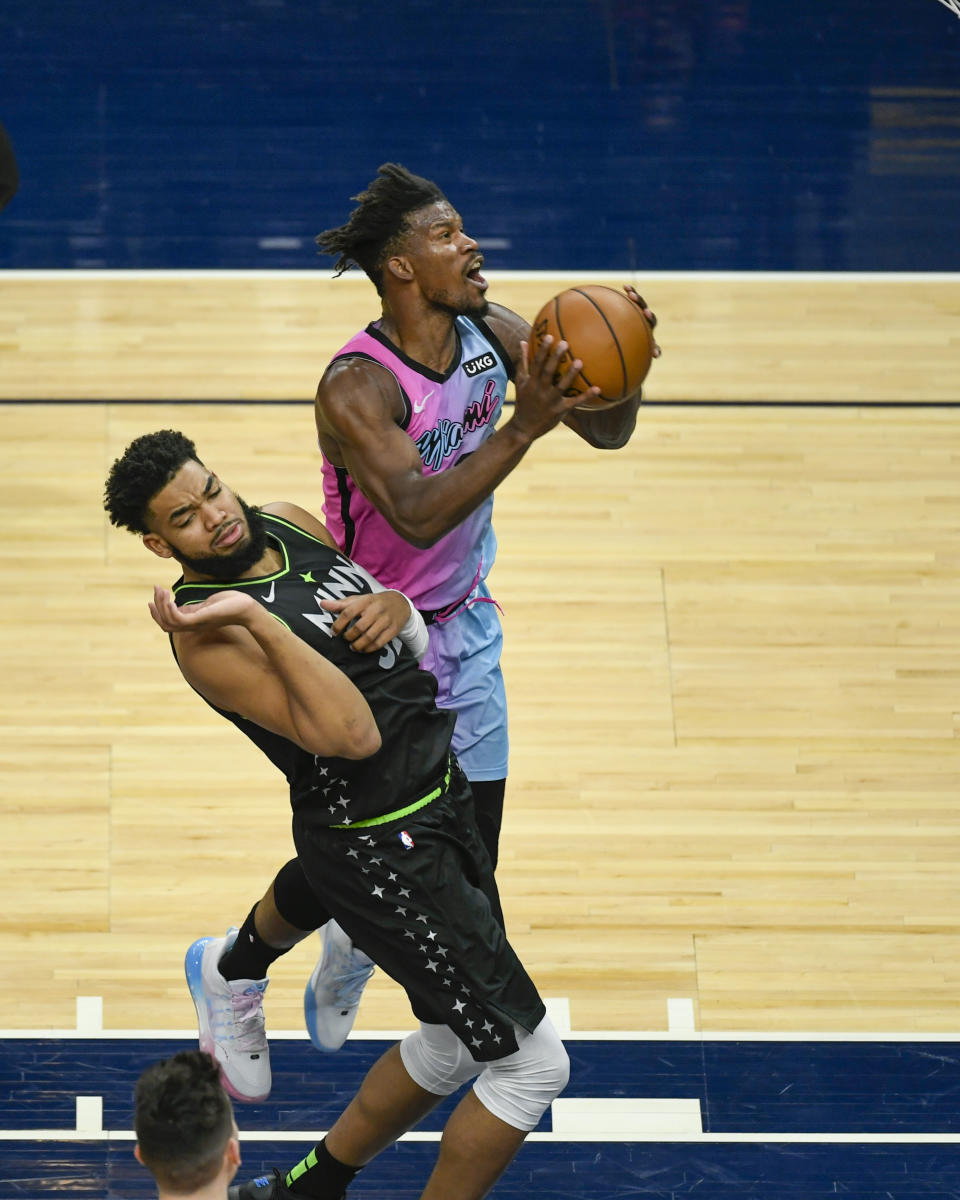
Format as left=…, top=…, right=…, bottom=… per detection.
left=528, top=285, right=655, bottom=409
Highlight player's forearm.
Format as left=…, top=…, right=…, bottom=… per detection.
left=338, top=563, right=430, bottom=660
left=395, top=596, right=429, bottom=660
left=386, top=419, right=535, bottom=547
left=562, top=392, right=642, bottom=449
left=246, top=609, right=381, bottom=758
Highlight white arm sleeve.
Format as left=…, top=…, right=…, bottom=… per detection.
left=350, top=561, right=431, bottom=662
left=396, top=597, right=430, bottom=662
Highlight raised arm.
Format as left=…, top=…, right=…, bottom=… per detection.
left=150, top=585, right=381, bottom=760
left=314, top=338, right=591, bottom=549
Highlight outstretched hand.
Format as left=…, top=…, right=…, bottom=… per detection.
left=148, top=585, right=259, bottom=634
left=511, top=333, right=602, bottom=440
left=322, top=590, right=410, bottom=652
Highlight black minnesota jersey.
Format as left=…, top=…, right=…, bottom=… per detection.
left=171, top=512, right=455, bottom=828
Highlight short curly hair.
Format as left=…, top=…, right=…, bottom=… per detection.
left=104, top=430, right=201, bottom=534
left=134, top=1049, right=234, bottom=1193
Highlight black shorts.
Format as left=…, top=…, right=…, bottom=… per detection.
left=291, top=758, right=546, bottom=1062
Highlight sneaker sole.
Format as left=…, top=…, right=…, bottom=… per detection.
left=184, top=937, right=270, bottom=1103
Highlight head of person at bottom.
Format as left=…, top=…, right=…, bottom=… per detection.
left=134, top=1049, right=241, bottom=1199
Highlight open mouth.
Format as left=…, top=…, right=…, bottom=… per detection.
left=466, top=257, right=487, bottom=290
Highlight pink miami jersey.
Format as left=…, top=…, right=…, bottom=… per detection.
left=321, top=316, right=512, bottom=612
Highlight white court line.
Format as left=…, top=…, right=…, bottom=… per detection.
left=2, top=996, right=958, bottom=1147
left=75, top=1097, right=102, bottom=1135
left=553, top=1097, right=702, bottom=1137
left=3, top=1126, right=960, bottom=1145
left=4, top=1027, right=960, bottom=1041
left=3, top=269, right=960, bottom=283
left=4, top=1026, right=960, bottom=1042
left=0, top=1086, right=956, bottom=1146
left=544, top=996, right=571, bottom=1035
left=0, top=994, right=958, bottom=1041
left=75, top=997, right=103, bottom=1034
left=667, top=997, right=697, bottom=1033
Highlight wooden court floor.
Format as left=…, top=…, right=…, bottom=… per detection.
left=1, top=272, right=959, bottom=1037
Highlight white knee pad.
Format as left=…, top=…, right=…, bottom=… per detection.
left=473, top=1016, right=570, bottom=1132
left=400, top=1022, right=483, bottom=1096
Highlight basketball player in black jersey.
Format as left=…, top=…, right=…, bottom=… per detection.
left=199, top=166, right=660, bottom=1099
left=105, top=430, right=570, bottom=1200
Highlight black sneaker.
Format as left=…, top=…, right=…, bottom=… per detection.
left=229, top=1168, right=295, bottom=1200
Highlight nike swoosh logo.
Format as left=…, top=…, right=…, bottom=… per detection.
left=413, top=388, right=435, bottom=414
left=261, top=580, right=276, bottom=603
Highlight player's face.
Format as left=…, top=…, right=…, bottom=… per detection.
left=143, top=459, right=268, bottom=579
left=401, top=200, right=489, bottom=317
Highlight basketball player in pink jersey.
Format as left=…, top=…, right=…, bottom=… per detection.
left=186, top=164, right=658, bottom=1106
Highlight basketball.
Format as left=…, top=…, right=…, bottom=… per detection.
left=528, top=285, right=655, bottom=408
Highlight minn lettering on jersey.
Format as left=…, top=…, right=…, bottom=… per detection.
left=300, top=556, right=402, bottom=669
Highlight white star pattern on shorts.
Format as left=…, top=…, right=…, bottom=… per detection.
left=334, top=832, right=517, bottom=1060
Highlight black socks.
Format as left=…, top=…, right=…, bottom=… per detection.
left=286, top=1139, right=361, bottom=1199
left=217, top=905, right=287, bottom=982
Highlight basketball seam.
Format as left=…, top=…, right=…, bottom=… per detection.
left=551, top=295, right=587, bottom=394
left=549, top=294, right=581, bottom=397
left=571, top=287, right=629, bottom=399
left=552, top=295, right=595, bottom=400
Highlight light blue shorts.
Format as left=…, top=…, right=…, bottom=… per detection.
left=419, top=581, right=508, bottom=781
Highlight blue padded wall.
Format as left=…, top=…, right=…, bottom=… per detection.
left=0, top=1, right=958, bottom=270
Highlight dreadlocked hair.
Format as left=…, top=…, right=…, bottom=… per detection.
left=104, top=429, right=200, bottom=534
left=315, top=163, right=446, bottom=294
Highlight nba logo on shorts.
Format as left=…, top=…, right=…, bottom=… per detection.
left=399, top=830, right=415, bottom=850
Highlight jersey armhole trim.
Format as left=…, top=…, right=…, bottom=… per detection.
left=333, top=350, right=412, bottom=429
left=472, top=317, right=516, bottom=383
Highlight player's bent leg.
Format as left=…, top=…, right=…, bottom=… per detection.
left=472, top=1014, right=570, bottom=1130
left=423, top=1091, right=527, bottom=1200
left=185, top=929, right=271, bottom=1103
left=271, top=856, right=332, bottom=934
left=304, top=919, right=375, bottom=1052
left=227, top=1022, right=566, bottom=1200
left=420, top=1016, right=569, bottom=1200
left=399, top=1021, right=484, bottom=1095
left=229, top=1041, right=448, bottom=1200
